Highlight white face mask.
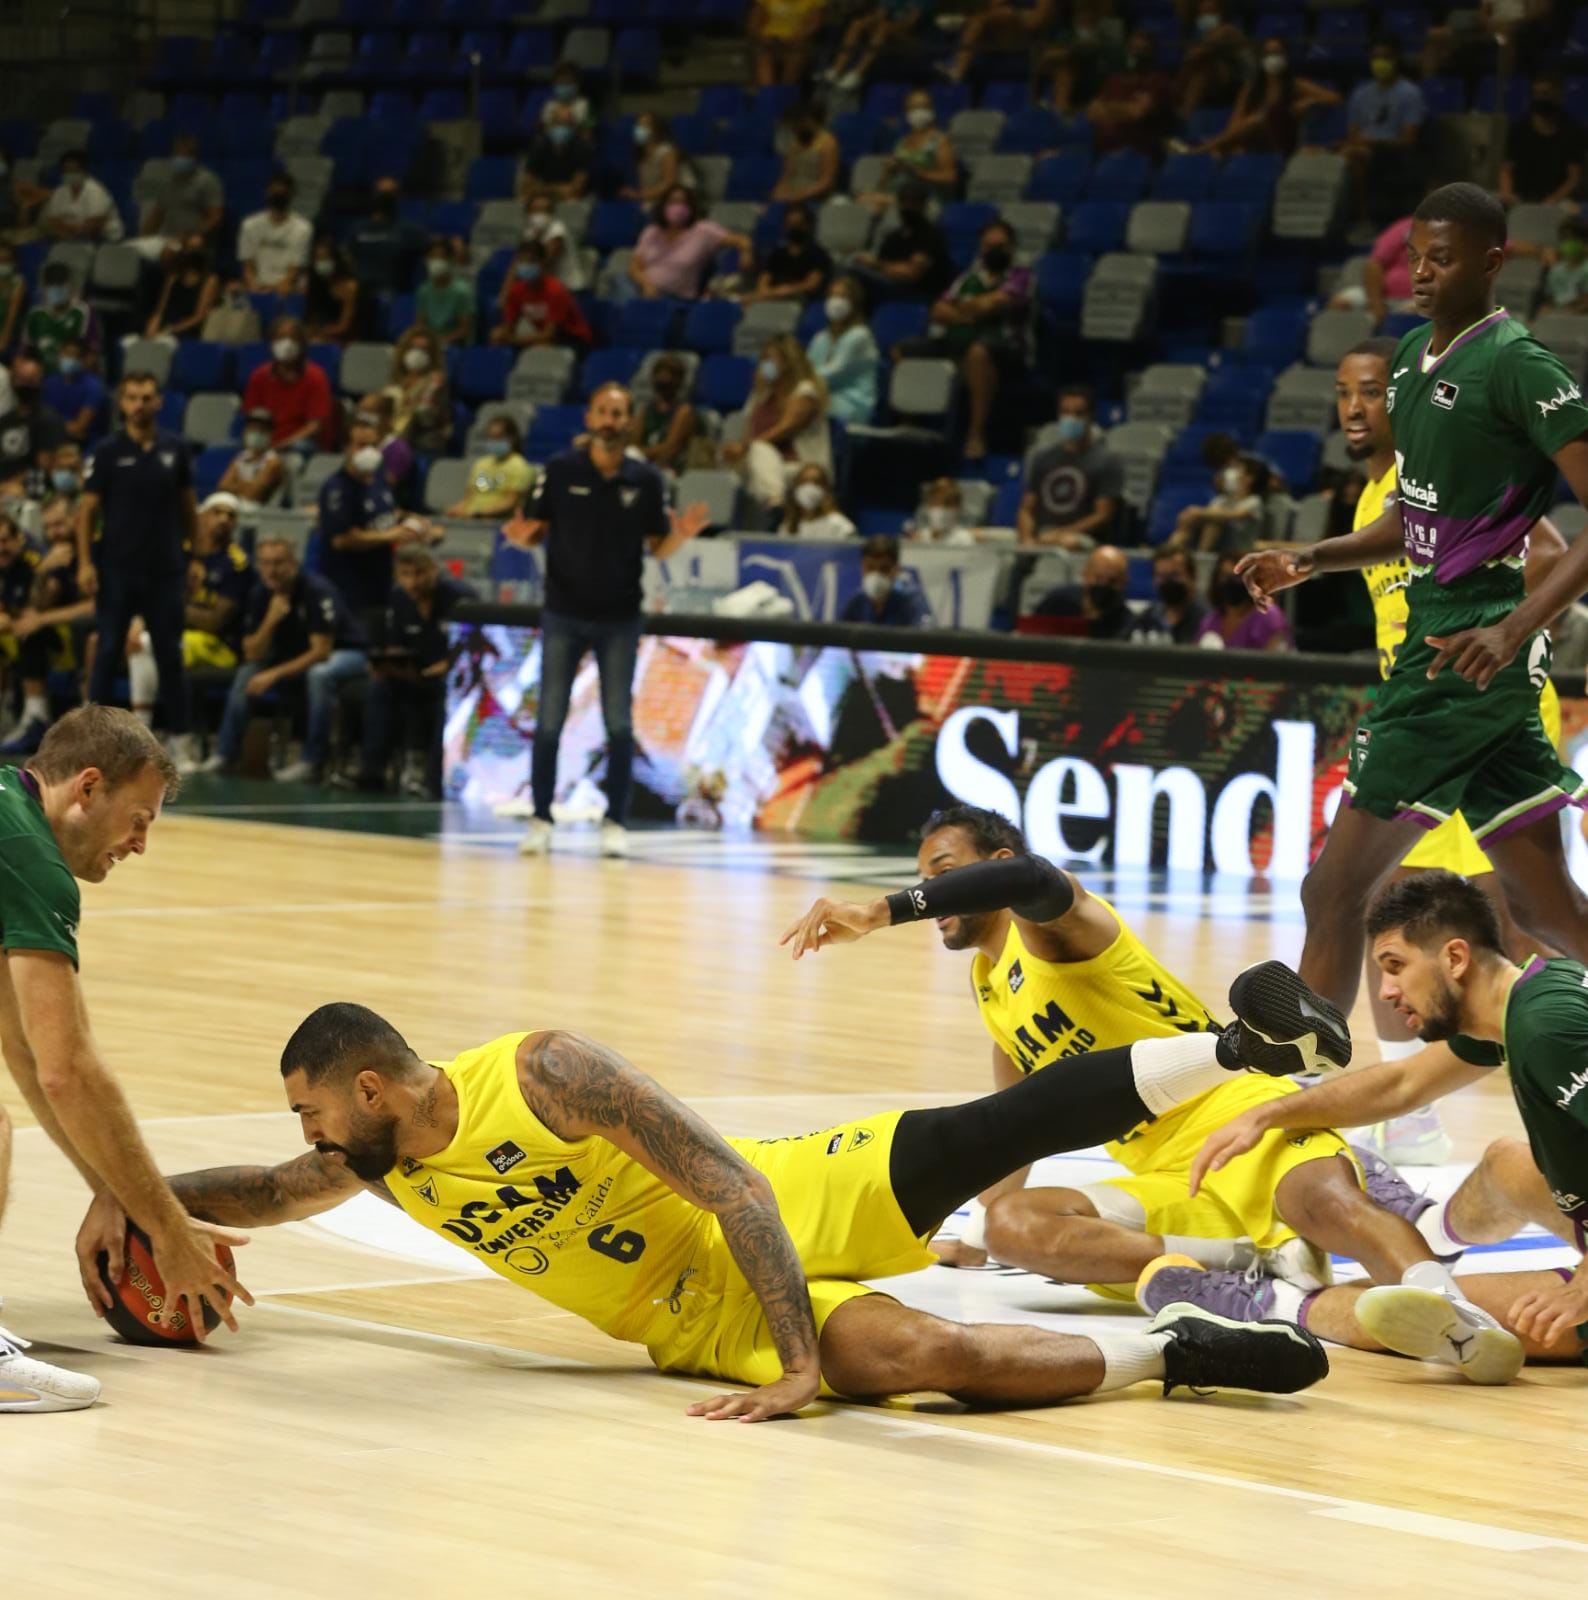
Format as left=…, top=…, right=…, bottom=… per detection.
left=861, top=571, right=893, bottom=602
left=825, top=295, right=852, bottom=324
left=1262, top=53, right=1286, bottom=75
left=925, top=506, right=954, bottom=532
left=1220, top=466, right=1244, bottom=493
left=794, top=482, right=825, bottom=511
left=271, top=337, right=300, bottom=362
left=906, top=107, right=934, bottom=130
left=351, top=445, right=384, bottom=476
left=403, top=347, right=431, bottom=373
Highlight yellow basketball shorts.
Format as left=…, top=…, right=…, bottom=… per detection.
left=647, top=1111, right=936, bottom=1392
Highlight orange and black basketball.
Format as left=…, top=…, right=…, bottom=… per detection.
left=96, top=1223, right=234, bottom=1347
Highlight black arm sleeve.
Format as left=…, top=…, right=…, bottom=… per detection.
left=885, top=854, right=1075, bottom=927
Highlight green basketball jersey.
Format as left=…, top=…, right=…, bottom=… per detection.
left=1387, top=309, right=1588, bottom=619
left=0, top=766, right=80, bottom=968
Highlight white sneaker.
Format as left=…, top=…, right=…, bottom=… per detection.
left=274, top=758, right=321, bottom=784
left=168, top=732, right=202, bottom=775
left=1362, top=1105, right=1455, bottom=1167
left=1356, top=1284, right=1525, bottom=1385
left=600, top=820, right=629, bottom=858
left=836, top=68, right=864, bottom=90
left=0, top=1324, right=100, bottom=1412
left=197, top=752, right=231, bottom=775
left=518, top=817, right=553, bottom=856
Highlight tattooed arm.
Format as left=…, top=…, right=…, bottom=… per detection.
left=517, top=1027, right=822, bottom=1422
left=167, top=1152, right=396, bottom=1226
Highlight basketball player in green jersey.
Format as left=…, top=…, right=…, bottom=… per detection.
left=1240, top=182, right=1588, bottom=1014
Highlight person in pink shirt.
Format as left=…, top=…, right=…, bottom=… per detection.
left=627, top=184, right=752, bottom=301
left=1198, top=553, right=1293, bottom=652
left=1329, top=215, right=1414, bottom=322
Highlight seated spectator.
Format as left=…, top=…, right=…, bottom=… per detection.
left=750, top=0, right=826, bottom=86
left=1086, top=31, right=1175, bottom=156
left=1198, top=551, right=1291, bottom=650
left=0, top=146, right=49, bottom=243
left=941, top=0, right=1056, bottom=86
left=1329, top=213, right=1415, bottom=321
left=141, top=233, right=218, bottom=346
left=47, top=440, right=83, bottom=501
left=839, top=535, right=931, bottom=625
left=523, top=103, right=595, bottom=203
left=318, top=410, right=441, bottom=623
left=40, top=150, right=123, bottom=243
left=1017, top=386, right=1121, bottom=550
left=306, top=237, right=363, bottom=343
left=622, top=113, right=690, bottom=205
left=631, top=354, right=699, bottom=473
left=1173, top=0, right=1255, bottom=123
left=387, top=328, right=452, bottom=456
left=851, top=181, right=953, bottom=303
left=1181, top=38, right=1340, bottom=157
left=0, top=355, right=64, bottom=483
left=491, top=240, right=593, bottom=349
left=824, top=0, right=930, bottom=92
left=900, top=217, right=1030, bottom=460
left=1499, top=74, right=1584, bottom=207
left=906, top=477, right=977, bottom=545
left=780, top=463, right=856, bottom=539
left=41, top=338, right=104, bottom=444
left=415, top=237, right=476, bottom=346
left=133, top=132, right=224, bottom=263
left=1033, top=544, right=1144, bottom=640
left=242, top=316, right=334, bottom=453
left=0, top=508, right=51, bottom=747
left=218, top=407, right=286, bottom=506
left=353, top=546, right=475, bottom=798
left=1544, top=216, right=1588, bottom=311
left=772, top=104, right=841, bottom=207
left=360, top=391, right=418, bottom=508
left=629, top=186, right=751, bottom=302
left=857, top=89, right=958, bottom=209
left=237, top=172, right=312, bottom=295
left=1139, top=546, right=1208, bottom=644
left=807, top=277, right=879, bottom=424
left=721, top=334, right=831, bottom=515
left=448, top=414, right=537, bottom=518
left=26, top=261, right=102, bottom=371
left=202, top=535, right=368, bottom=782
left=349, top=180, right=428, bottom=297
left=14, top=492, right=93, bottom=724
left=1344, top=44, right=1427, bottom=224
left=1167, top=454, right=1265, bottom=555
left=0, top=240, right=26, bottom=354
left=742, top=203, right=832, bottom=305
left=522, top=189, right=587, bottom=292
left=1040, top=0, right=1124, bottom=117
left=1199, top=429, right=1280, bottom=496
left=542, top=63, right=594, bottom=134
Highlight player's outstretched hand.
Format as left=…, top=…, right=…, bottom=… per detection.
left=1423, top=623, right=1521, bottom=691
left=686, top=1370, right=821, bottom=1423
left=1188, top=1109, right=1271, bottom=1196
left=75, top=1188, right=127, bottom=1315
left=1508, top=1276, right=1588, bottom=1347
left=1234, top=549, right=1312, bottom=612
left=929, top=1236, right=990, bottom=1269
left=150, top=1222, right=255, bottom=1340
left=779, top=896, right=888, bottom=959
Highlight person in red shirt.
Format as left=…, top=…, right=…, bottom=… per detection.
left=489, top=241, right=592, bottom=351
left=242, top=314, right=334, bottom=452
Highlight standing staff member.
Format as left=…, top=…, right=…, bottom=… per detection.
left=75, top=370, right=200, bottom=771
left=0, top=706, right=249, bottom=1412
left=504, top=382, right=707, bottom=858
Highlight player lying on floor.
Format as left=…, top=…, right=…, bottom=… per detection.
left=77, top=982, right=1349, bottom=1420
left=781, top=806, right=1521, bottom=1384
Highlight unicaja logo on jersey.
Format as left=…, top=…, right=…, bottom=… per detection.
left=1395, top=460, right=1440, bottom=511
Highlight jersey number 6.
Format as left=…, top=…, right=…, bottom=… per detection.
left=588, top=1224, right=647, bottom=1263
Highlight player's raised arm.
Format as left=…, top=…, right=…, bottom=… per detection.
left=515, top=1028, right=821, bottom=1422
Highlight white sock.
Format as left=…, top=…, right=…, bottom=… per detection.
left=1374, top=1036, right=1424, bottom=1062
left=1402, top=1258, right=1461, bottom=1298
left=20, top=694, right=46, bottom=724
left=1161, top=1235, right=1252, bottom=1270
left=1414, top=1198, right=1470, bottom=1260
left=1093, top=1330, right=1172, bottom=1393
left=1267, top=1280, right=1308, bottom=1323
left=127, top=650, right=158, bottom=722
left=1130, top=1033, right=1228, bottom=1117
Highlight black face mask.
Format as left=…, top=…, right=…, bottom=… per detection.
left=1535, top=97, right=1561, bottom=116
left=371, top=203, right=395, bottom=223
left=651, top=380, right=680, bottom=401
left=794, top=126, right=816, bottom=145
left=13, top=385, right=39, bottom=404
left=1087, top=581, right=1123, bottom=613
left=785, top=227, right=810, bottom=246
left=1155, top=578, right=1190, bottom=608
left=1217, top=576, right=1249, bottom=608
left=267, top=190, right=291, bottom=210
left=982, top=246, right=1012, bottom=274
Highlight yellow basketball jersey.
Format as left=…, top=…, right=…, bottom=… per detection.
left=1355, top=463, right=1409, bottom=681
left=386, top=1032, right=718, bottom=1347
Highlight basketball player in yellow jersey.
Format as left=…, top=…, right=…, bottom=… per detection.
left=136, top=996, right=1350, bottom=1418
left=782, top=805, right=1469, bottom=1321
left=1338, top=338, right=1567, bottom=1164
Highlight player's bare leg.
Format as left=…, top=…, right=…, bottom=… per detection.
left=1417, top=1136, right=1576, bottom=1257
left=1485, top=813, right=1588, bottom=962
left=983, top=1188, right=1167, bottom=1285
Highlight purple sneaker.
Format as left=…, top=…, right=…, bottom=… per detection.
left=1351, top=1144, right=1463, bottom=1263
left=1135, top=1254, right=1278, bottom=1321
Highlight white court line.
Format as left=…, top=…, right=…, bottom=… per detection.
left=254, top=1274, right=477, bottom=1297
left=87, top=894, right=557, bottom=920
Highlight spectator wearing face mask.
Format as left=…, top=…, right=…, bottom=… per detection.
left=542, top=64, right=594, bottom=133
left=1178, top=37, right=1340, bottom=158
left=1500, top=74, right=1585, bottom=207
left=839, top=535, right=931, bottom=625
left=45, top=441, right=84, bottom=506
left=242, top=316, right=334, bottom=452
left=524, top=103, right=595, bottom=203
left=851, top=181, right=953, bottom=305
left=13, top=492, right=93, bottom=731
left=140, top=234, right=218, bottom=347
left=415, top=237, right=476, bottom=347
left=237, top=173, right=313, bottom=295
left=520, top=189, right=586, bottom=291
left=491, top=240, right=593, bottom=349
left=857, top=90, right=958, bottom=210
left=1033, top=544, right=1146, bottom=640
left=1165, top=453, right=1265, bottom=556
left=772, top=105, right=841, bottom=206
left=386, top=329, right=451, bottom=456
left=40, top=151, right=123, bottom=243
left=0, top=509, right=47, bottom=749
left=721, top=335, right=832, bottom=515
left=1173, top=1, right=1254, bottom=124
left=780, top=463, right=855, bottom=540
left=1017, top=387, right=1121, bottom=551
left=359, top=391, right=418, bottom=508
left=317, top=410, right=441, bottom=624
left=0, top=147, right=49, bottom=244
left=306, top=237, right=364, bottom=343
left=1344, top=43, right=1427, bottom=224
left=1139, top=546, right=1208, bottom=645
left=0, top=356, right=65, bottom=484
left=26, top=262, right=102, bottom=371
left=41, top=338, right=104, bottom=444
left=621, top=113, right=690, bottom=206
left=1198, top=552, right=1291, bottom=651
left=349, top=180, right=429, bottom=297
left=631, top=354, right=699, bottom=474
left=806, top=277, right=878, bottom=425
left=629, top=187, right=751, bottom=303
left=0, top=241, right=26, bottom=356
left=448, top=415, right=536, bottom=518
left=133, top=132, right=224, bottom=263
left=749, top=0, right=827, bottom=87
left=1544, top=216, right=1588, bottom=312
left=907, top=477, right=977, bottom=545
left=741, top=203, right=832, bottom=306
left=218, top=407, right=286, bottom=506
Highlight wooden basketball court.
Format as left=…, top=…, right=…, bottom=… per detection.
left=5, top=812, right=1585, bottom=1596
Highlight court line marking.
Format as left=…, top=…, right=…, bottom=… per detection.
left=254, top=1274, right=478, bottom=1297
left=85, top=894, right=560, bottom=920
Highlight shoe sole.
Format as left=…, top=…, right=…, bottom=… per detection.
left=1134, top=1252, right=1203, bottom=1313
left=1229, top=961, right=1353, bottom=1072
left=1356, top=1285, right=1525, bottom=1385
left=1148, top=1301, right=1329, bottom=1394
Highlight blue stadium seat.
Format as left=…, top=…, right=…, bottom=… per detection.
left=1146, top=485, right=1208, bottom=546
left=727, top=154, right=783, bottom=201
left=856, top=509, right=909, bottom=536
left=832, top=112, right=883, bottom=165
left=671, top=113, right=718, bottom=156
left=931, top=83, right=973, bottom=122
left=698, top=353, right=754, bottom=412
left=1027, top=150, right=1090, bottom=203
left=1253, top=12, right=1306, bottom=42
left=157, top=392, right=186, bottom=433
left=796, top=301, right=826, bottom=344
left=170, top=343, right=232, bottom=394
left=588, top=199, right=645, bottom=254
left=369, top=89, right=415, bottom=122
left=465, top=155, right=518, bottom=201
left=1254, top=428, right=1322, bottom=491
left=995, top=109, right=1068, bottom=154
left=1065, top=201, right=1130, bottom=255
left=384, top=293, right=418, bottom=341
left=505, top=31, right=557, bottom=75
left=722, top=114, right=777, bottom=157
left=478, top=88, right=521, bottom=146
left=1152, top=153, right=1216, bottom=201
left=351, top=33, right=404, bottom=83
left=451, top=346, right=515, bottom=403
left=210, top=34, right=261, bottom=82
left=989, top=477, right=1025, bottom=527
left=752, top=84, right=802, bottom=121
left=420, top=89, right=468, bottom=120
left=1085, top=149, right=1150, bottom=203
left=697, top=85, right=746, bottom=121
left=1299, top=101, right=1349, bottom=145
left=1183, top=108, right=1231, bottom=145
left=1236, top=305, right=1307, bottom=367
left=579, top=347, right=643, bottom=397
left=1196, top=366, right=1268, bottom=434
left=1034, top=252, right=1091, bottom=319
left=614, top=28, right=662, bottom=84
left=1186, top=201, right=1263, bottom=257
left=1382, top=8, right=1430, bottom=49
left=194, top=444, right=235, bottom=498
left=257, top=34, right=301, bottom=77
left=525, top=404, right=586, bottom=458
left=1379, top=311, right=1423, bottom=341
left=1474, top=76, right=1528, bottom=117
left=150, top=36, right=207, bottom=88
left=870, top=302, right=929, bottom=348
left=940, top=201, right=999, bottom=264
left=1419, top=76, right=1467, bottom=115
left=978, top=83, right=1031, bottom=117
left=1215, top=154, right=1283, bottom=205
left=683, top=300, right=742, bottom=354
left=615, top=298, right=681, bottom=349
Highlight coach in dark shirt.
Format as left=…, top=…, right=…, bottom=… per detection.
left=77, top=368, right=199, bottom=760
left=504, top=381, right=707, bottom=855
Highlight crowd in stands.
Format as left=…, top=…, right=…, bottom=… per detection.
left=0, top=0, right=1583, bottom=788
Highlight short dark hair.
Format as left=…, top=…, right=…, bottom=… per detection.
left=280, top=1002, right=422, bottom=1086
left=59, top=149, right=86, bottom=167
left=484, top=411, right=522, bottom=450
left=920, top=803, right=1027, bottom=856
left=1343, top=336, right=1400, bottom=367
left=42, top=261, right=71, bottom=286
left=1413, top=182, right=1507, bottom=250
left=1364, top=870, right=1503, bottom=955
left=861, top=534, right=900, bottom=565
left=1059, top=383, right=1094, bottom=412
left=28, top=705, right=179, bottom=799
left=1154, top=545, right=1194, bottom=573
left=119, top=368, right=161, bottom=392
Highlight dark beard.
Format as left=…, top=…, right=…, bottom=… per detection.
left=319, top=1113, right=402, bottom=1182
left=1344, top=439, right=1375, bottom=461
left=1411, top=979, right=1462, bottom=1042
left=940, top=910, right=997, bottom=951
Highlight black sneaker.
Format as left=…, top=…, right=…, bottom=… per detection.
left=1150, top=1302, right=1329, bottom=1397
left=1218, top=960, right=1352, bottom=1076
